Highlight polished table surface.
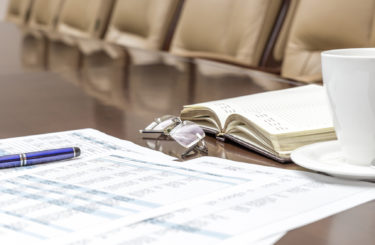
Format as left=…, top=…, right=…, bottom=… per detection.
left=0, top=22, right=374, bottom=244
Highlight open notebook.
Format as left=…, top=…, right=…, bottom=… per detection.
left=180, top=85, right=336, bottom=162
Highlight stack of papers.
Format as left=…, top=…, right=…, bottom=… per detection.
left=0, top=129, right=373, bottom=244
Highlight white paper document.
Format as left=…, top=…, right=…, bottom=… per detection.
left=0, top=130, right=373, bottom=244
left=46, top=156, right=375, bottom=245
left=0, top=128, right=175, bottom=177
left=1, top=153, right=261, bottom=242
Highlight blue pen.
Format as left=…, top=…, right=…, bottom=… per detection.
left=0, top=147, right=81, bottom=169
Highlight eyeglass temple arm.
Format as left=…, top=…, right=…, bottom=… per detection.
left=139, top=130, right=165, bottom=134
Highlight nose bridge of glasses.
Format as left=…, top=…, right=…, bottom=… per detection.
left=163, top=121, right=181, bottom=135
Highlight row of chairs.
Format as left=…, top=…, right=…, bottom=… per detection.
left=7, top=0, right=285, bottom=68
left=6, top=0, right=375, bottom=83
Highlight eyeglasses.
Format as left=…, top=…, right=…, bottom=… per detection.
left=140, top=115, right=207, bottom=157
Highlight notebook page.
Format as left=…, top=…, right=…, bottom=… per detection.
left=185, top=102, right=238, bottom=131
left=225, top=85, right=333, bottom=135
left=192, top=85, right=332, bottom=135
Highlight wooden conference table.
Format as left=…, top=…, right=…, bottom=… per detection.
left=0, top=22, right=374, bottom=244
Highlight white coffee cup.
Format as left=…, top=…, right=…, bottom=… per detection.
left=322, top=48, right=375, bottom=166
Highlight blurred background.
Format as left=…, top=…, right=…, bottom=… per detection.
left=0, top=1, right=8, bottom=20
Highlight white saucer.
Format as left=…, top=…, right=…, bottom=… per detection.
left=291, top=140, right=375, bottom=180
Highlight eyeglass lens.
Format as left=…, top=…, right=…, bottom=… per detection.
left=169, top=121, right=205, bottom=148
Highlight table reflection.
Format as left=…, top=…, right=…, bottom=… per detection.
left=21, top=30, right=48, bottom=70
left=18, top=26, right=302, bottom=162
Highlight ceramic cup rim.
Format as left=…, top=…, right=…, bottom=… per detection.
left=322, top=48, right=375, bottom=59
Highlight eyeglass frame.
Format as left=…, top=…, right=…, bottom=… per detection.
left=140, top=116, right=208, bottom=157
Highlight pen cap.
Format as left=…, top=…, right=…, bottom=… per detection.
left=74, top=147, right=81, bottom=157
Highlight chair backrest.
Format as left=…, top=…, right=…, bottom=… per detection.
left=170, top=0, right=283, bottom=67
left=281, top=0, right=375, bottom=82
left=259, top=0, right=299, bottom=71
left=5, top=0, right=33, bottom=25
left=104, top=0, right=183, bottom=50
left=28, top=0, right=64, bottom=32
left=56, top=0, right=114, bottom=39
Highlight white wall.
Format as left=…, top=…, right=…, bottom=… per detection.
left=0, top=0, right=9, bottom=21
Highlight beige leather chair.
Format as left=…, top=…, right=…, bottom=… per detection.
left=80, top=0, right=182, bottom=57
left=47, top=0, right=114, bottom=83
left=55, top=0, right=114, bottom=40
left=259, top=0, right=299, bottom=72
left=105, top=0, right=182, bottom=50
left=21, top=0, right=64, bottom=69
left=28, top=0, right=64, bottom=32
left=170, top=0, right=283, bottom=67
left=5, top=0, right=34, bottom=25
left=81, top=0, right=183, bottom=102
left=281, top=0, right=375, bottom=83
